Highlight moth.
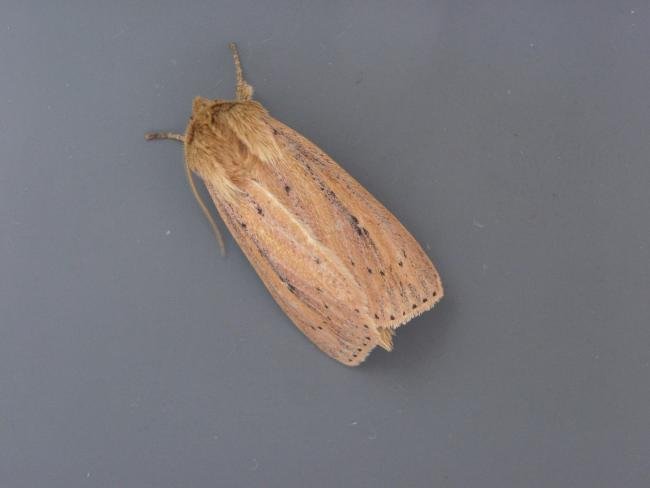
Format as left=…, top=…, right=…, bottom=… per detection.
left=146, top=43, right=443, bottom=365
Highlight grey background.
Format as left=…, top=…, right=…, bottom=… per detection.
left=1, top=1, right=649, bottom=487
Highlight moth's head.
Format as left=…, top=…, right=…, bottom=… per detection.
left=177, top=43, right=261, bottom=147
left=189, top=96, right=236, bottom=121
left=185, top=96, right=267, bottom=144
left=191, top=96, right=213, bottom=115
left=185, top=97, right=233, bottom=143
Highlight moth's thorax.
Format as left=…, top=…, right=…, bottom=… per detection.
left=183, top=97, right=279, bottom=196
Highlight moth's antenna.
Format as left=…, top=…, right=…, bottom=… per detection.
left=145, top=132, right=185, bottom=142
left=229, top=42, right=254, bottom=101
left=184, top=159, right=226, bottom=256
left=145, top=131, right=226, bottom=256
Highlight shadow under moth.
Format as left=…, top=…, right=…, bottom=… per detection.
left=146, top=43, right=443, bottom=365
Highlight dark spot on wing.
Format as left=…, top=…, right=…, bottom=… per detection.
left=349, top=214, right=369, bottom=238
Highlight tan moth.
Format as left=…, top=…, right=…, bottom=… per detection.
left=146, top=43, right=443, bottom=365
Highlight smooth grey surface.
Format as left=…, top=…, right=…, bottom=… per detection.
left=1, top=1, right=649, bottom=487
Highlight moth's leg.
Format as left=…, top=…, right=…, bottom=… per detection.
left=144, top=132, right=185, bottom=142
left=229, top=42, right=253, bottom=101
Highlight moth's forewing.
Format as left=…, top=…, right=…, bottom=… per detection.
left=186, top=101, right=442, bottom=365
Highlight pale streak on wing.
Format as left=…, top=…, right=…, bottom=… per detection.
left=268, top=118, right=444, bottom=330
left=248, top=180, right=357, bottom=286
left=205, top=175, right=382, bottom=365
